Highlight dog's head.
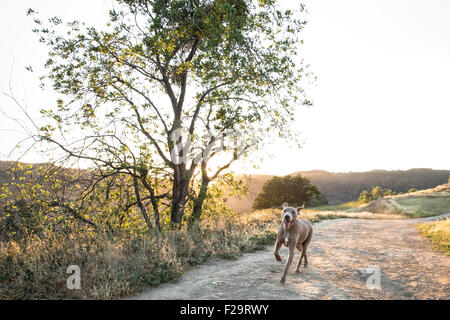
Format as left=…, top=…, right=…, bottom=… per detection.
left=281, top=203, right=304, bottom=228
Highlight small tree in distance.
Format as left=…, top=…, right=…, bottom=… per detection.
left=252, top=175, right=326, bottom=210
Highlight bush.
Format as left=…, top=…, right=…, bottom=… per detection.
left=252, top=175, right=326, bottom=210
left=358, top=190, right=372, bottom=204
left=357, top=186, right=397, bottom=204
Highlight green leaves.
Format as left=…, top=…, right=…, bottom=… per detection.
left=253, top=175, right=325, bottom=210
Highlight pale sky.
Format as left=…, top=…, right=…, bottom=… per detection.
left=0, top=0, right=449, bottom=175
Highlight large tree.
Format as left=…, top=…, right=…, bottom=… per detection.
left=28, top=0, right=311, bottom=228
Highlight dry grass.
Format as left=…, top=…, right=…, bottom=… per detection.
left=0, top=209, right=281, bottom=299
left=0, top=208, right=369, bottom=300
left=417, top=218, right=450, bottom=255
left=3, top=204, right=437, bottom=300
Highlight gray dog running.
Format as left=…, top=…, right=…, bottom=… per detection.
left=274, top=203, right=313, bottom=284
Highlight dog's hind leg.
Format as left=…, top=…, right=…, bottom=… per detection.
left=301, top=229, right=313, bottom=268
left=301, top=249, right=308, bottom=268
left=295, top=245, right=303, bottom=273
left=295, top=246, right=309, bottom=273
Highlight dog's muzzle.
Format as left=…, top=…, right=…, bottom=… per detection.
left=284, top=217, right=293, bottom=228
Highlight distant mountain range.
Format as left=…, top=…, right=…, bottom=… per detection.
left=226, top=169, right=450, bottom=213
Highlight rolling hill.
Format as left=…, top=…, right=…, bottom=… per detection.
left=1, top=161, right=448, bottom=214
left=227, top=169, right=450, bottom=213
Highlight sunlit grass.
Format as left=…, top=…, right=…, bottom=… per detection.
left=417, top=218, right=450, bottom=255
left=394, top=196, right=450, bottom=217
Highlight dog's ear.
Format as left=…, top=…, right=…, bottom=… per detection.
left=297, top=204, right=305, bottom=213
left=281, top=203, right=288, bottom=218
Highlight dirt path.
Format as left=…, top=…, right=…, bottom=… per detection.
left=131, top=215, right=450, bottom=300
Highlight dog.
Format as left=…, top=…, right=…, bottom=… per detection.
left=274, top=202, right=313, bottom=284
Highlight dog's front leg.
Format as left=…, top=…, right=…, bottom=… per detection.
left=274, top=239, right=283, bottom=262
left=280, top=245, right=295, bottom=284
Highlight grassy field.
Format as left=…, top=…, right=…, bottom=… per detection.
left=307, top=184, right=450, bottom=219
left=393, top=196, right=450, bottom=217
left=0, top=207, right=402, bottom=299
left=387, top=184, right=450, bottom=218
left=417, top=218, right=450, bottom=255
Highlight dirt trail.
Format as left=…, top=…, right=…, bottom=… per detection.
left=131, top=214, right=450, bottom=300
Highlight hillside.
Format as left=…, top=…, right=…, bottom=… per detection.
left=296, top=169, right=450, bottom=204
left=1, top=161, right=448, bottom=214
left=227, top=169, right=450, bottom=213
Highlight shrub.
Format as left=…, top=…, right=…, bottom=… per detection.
left=357, top=186, right=397, bottom=204
left=358, top=190, right=372, bottom=204
left=252, top=175, right=326, bottom=210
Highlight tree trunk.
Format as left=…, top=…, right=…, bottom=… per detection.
left=189, top=160, right=210, bottom=225
left=140, top=176, right=161, bottom=231
left=133, top=176, right=153, bottom=230
left=190, top=178, right=210, bottom=224
left=150, top=190, right=161, bottom=231
left=170, top=164, right=190, bottom=228
left=170, top=196, right=185, bottom=228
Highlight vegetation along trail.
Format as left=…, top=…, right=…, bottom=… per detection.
left=131, top=214, right=450, bottom=300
